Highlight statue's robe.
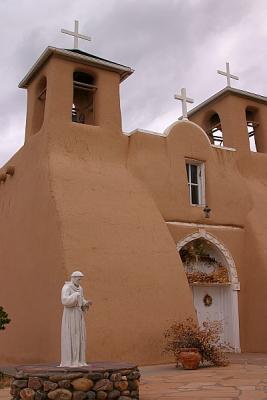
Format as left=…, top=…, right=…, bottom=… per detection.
left=60, top=282, right=88, bottom=367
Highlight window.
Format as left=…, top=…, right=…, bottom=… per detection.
left=72, top=71, right=97, bottom=125
left=186, top=161, right=205, bottom=206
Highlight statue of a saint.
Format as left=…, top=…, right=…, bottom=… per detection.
left=60, top=271, right=92, bottom=367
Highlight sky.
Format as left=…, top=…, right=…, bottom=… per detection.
left=1, top=0, right=267, bottom=166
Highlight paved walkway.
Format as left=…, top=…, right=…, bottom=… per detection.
left=140, top=353, right=267, bottom=399
left=1, top=354, right=267, bottom=399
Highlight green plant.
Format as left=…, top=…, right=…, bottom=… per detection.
left=0, top=306, right=11, bottom=330
left=0, top=373, right=11, bottom=389
left=180, top=239, right=215, bottom=264
left=164, top=317, right=229, bottom=366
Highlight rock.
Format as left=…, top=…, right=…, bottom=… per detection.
left=96, top=391, right=107, bottom=400
left=35, top=390, right=47, bottom=400
left=72, top=391, right=87, bottom=400
left=86, top=391, right=96, bottom=400
left=114, top=381, right=128, bottom=392
left=118, top=397, right=131, bottom=400
left=127, top=372, right=140, bottom=380
left=107, top=390, right=120, bottom=399
left=28, top=377, right=43, bottom=390
left=20, top=388, right=36, bottom=400
left=130, top=391, right=138, bottom=398
left=128, top=380, right=139, bottom=391
left=49, top=374, right=83, bottom=383
left=43, top=381, right=58, bottom=392
left=15, top=371, right=28, bottom=379
left=103, top=372, right=109, bottom=379
left=109, top=374, right=121, bottom=382
left=47, top=388, right=72, bottom=400
left=117, top=370, right=131, bottom=376
left=121, top=377, right=127, bottom=382
left=10, top=387, right=20, bottom=396
left=93, top=379, right=113, bottom=392
left=71, top=378, right=94, bottom=392
left=86, top=373, right=103, bottom=381
left=58, top=380, right=71, bottom=389
left=120, top=392, right=130, bottom=396
left=12, top=379, right=28, bottom=389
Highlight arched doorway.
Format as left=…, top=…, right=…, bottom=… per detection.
left=176, top=231, right=240, bottom=351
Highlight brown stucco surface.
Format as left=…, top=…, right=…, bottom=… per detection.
left=1, top=49, right=267, bottom=365
left=0, top=52, right=195, bottom=365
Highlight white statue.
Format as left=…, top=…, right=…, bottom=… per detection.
left=60, top=271, right=92, bottom=367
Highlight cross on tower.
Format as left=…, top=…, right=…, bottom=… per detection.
left=61, top=20, right=91, bottom=49
left=174, top=88, right=194, bottom=119
left=217, top=62, right=239, bottom=87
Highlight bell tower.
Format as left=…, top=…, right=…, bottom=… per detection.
left=19, top=22, right=133, bottom=142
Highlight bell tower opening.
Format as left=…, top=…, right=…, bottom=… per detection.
left=32, top=76, right=47, bottom=135
left=72, top=71, right=97, bottom=125
left=246, top=107, right=259, bottom=152
left=206, top=113, right=224, bottom=146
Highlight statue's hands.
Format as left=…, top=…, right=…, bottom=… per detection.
left=81, top=300, right=92, bottom=312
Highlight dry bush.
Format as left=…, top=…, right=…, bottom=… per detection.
left=164, top=317, right=230, bottom=367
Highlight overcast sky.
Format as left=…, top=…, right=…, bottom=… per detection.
left=0, top=0, right=267, bottom=166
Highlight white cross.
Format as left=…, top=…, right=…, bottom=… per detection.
left=61, top=20, right=91, bottom=49
left=174, top=88, right=194, bottom=119
left=217, top=62, right=239, bottom=87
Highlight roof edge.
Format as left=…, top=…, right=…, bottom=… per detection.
left=19, top=46, right=134, bottom=88
left=188, top=87, right=267, bottom=117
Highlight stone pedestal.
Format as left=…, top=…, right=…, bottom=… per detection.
left=1, top=362, right=140, bottom=400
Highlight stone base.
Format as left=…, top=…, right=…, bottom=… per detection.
left=1, top=362, right=140, bottom=400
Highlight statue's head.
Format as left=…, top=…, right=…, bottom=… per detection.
left=71, top=270, right=84, bottom=286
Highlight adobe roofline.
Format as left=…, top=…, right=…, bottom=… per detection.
left=188, top=87, right=267, bottom=118
left=18, top=47, right=134, bottom=88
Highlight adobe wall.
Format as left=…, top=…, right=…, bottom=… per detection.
left=0, top=56, right=196, bottom=365
left=2, top=49, right=267, bottom=365
left=0, top=130, right=65, bottom=364
left=127, top=119, right=267, bottom=352
left=45, top=122, right=195, bottom=365
left=188, top=95, right=267, bottom=351
left=235, top=152, right=267, bottom=351
left=127, top=121, right=251, bottom=226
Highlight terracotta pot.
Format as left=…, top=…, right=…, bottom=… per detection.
left=177, top=348, right=201, bottom=370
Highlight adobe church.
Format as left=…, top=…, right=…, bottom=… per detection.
left=1, top=23, right=267, bottom=365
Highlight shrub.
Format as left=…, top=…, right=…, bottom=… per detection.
left=164, top=317, right=229, bottom=366
left=0, top=306, right=11, bottom=330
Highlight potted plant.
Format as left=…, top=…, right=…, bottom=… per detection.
left=164, top=318, right=229, bottom=369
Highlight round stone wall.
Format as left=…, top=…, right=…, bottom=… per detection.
left=3, top=363, right=140, bottom=400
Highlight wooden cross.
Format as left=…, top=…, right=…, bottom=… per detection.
left=217, top=62, right=239, bottom=87
left=174, top=88, right=194, bottom=119
left=61, top=20, right=91, bottom=49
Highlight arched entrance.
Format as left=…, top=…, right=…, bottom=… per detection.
left=176, top=231, right=240, bottom=351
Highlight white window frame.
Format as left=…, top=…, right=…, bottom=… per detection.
left=185, top=160, right=205, bottom=206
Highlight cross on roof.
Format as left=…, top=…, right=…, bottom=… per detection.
left=61, top=20, right=91, bottom=49
left=174, top=88, right=194, bottom=119
left=217, top=62, right=239, bottom=87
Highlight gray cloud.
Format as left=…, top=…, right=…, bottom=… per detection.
left=1, top=0, right=267, bottom=165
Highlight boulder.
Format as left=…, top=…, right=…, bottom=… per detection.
left=20, top=388, right=35, bottom=400
left=93, top=379, right=113, bottom=392
left=47, top=388, right=72, bottom=400
left=71, top=378, right=94, bottom=392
